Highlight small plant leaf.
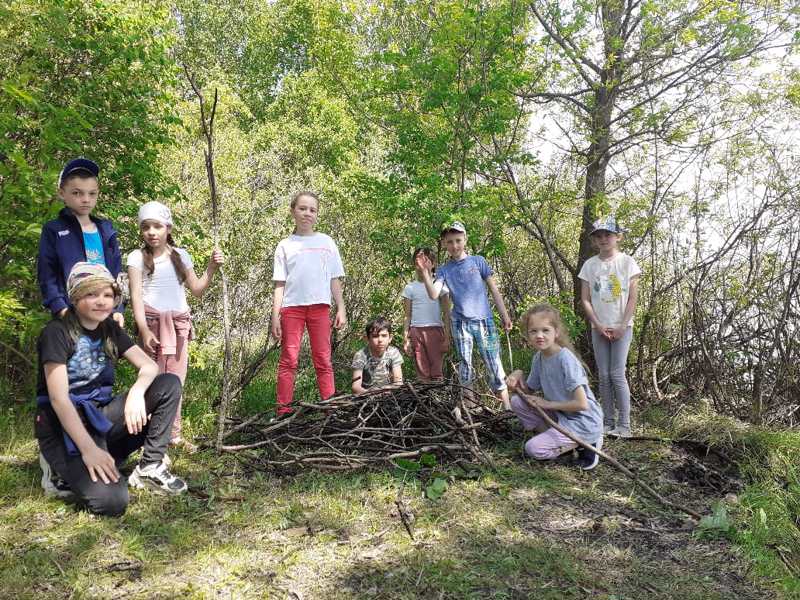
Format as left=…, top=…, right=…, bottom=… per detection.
left=425, top=477, right=448, bottom=500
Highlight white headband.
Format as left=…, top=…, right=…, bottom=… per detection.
left=137, top=201, right=173, bottom=226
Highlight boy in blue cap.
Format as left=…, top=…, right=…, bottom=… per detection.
left=37, top=158, right=124, bottom=326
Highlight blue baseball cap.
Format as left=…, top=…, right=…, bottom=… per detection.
left=58, top=157, right=99, bottom=187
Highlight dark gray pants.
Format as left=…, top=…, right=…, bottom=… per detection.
left=35, top=373, right=181, bottom=516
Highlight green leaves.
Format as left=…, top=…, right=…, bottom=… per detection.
left=425, top=477, right=449, bottom=500
left=0, top=0, right=180, bottom=377
left=393, top=453, right=451, bottom=501
left=357, top=0, right=534, bottom=245
left=697, top=502, right=736, bottom=540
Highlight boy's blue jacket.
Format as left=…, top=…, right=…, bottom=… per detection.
left=37, top=207, right=123, bottom=316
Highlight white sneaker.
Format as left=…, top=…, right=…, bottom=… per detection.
left=609, top=426, right=632, bottom=438
left=128, top=460, right=187, bottom=494
left=603, top=424, right=615, bottom=434
left=39, top=453, right=73, bottom=499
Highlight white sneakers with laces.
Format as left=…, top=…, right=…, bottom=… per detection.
left=128, top=459, right=187, bottom=494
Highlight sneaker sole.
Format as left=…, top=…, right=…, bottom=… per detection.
left=39, top=453, right=74, bottom=499
left=579, top=436, right=603, bottom=471
left=580, top=453, right=600, bottom=471
left=128, top=472, right=187, bottom=495
left=42, top=483, right=75, bottom=499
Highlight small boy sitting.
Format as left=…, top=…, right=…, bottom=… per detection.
left=352, top=316, right=404, bottom=394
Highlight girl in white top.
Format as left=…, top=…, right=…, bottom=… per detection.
left=271, top=191, right=346, bottom=416
left=127, top=201, right=224, bottom=449
left=578, top=216, right=641, bottom=437
left=402, top=247, right=451, bottom=382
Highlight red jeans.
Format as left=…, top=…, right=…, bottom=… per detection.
left=276, top=304, right=335, bottom=414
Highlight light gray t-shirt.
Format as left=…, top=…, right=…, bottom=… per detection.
left=526, top=348, right=603, bottom=441
left=402, top=280, right=448, bottom=327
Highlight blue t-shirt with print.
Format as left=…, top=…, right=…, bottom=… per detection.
left=526, top=348, right=603, bottom=441
left=435, top=255, right=493, bottom=320
left=82, top=230, right=105, bottom=265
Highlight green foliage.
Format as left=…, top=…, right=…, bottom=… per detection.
left=350, top=0, right=534, bottom=266
left=394, top=452, right=451, bottom=501
left=673, top=408, right=800, bottom=591
left=696, top=502, right=736, bottom=540
left=424, top=476, right=449, bottom=500
left=517, top=290, right=586, bottom=343
left=0, top=0, right=180, bottom=380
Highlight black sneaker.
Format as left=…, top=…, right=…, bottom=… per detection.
left=576, top=436, right=603, bottom=471
left=39, top=453, right=74, bottom=499
left=128, top=460, right=187, bottom=494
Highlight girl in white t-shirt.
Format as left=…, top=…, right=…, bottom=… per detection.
left=402, top=248, right=451, bottom=382
left=127, top=201, right=224, bottom=450
left=578, top=216, right=641, bottom=438
left=271, top=191, right=346, bottom=416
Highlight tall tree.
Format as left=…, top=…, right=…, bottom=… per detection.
left=520, top=0, right=798, bottom=312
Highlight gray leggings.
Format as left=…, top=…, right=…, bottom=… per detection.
left=591, top=327, right=633, bottom=428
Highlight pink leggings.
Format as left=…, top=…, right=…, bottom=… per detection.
left=510, top=394, right=577, bottom=460
left=276, top=304, right=335, bottom=414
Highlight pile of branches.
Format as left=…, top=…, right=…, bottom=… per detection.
left=220, top=382, right=515, bottom=472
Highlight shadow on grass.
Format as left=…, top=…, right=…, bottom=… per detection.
left=319, top=447, right=773, bottom=600
left=0, top=403, right=779, bottom=599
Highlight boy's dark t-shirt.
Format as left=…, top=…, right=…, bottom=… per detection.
left=36, top=317, right=134, bottom=397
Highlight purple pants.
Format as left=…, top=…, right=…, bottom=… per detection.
left=510, top=394, right=577, bottom=460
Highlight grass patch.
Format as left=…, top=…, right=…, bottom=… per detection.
left=673, top=405, right=800, bottom=596
left=2, top=373, right=797, bottom=598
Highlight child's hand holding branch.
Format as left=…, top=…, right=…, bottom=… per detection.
left=518, top=390, right=546, bottom=409
left=505, top=369, right=526, bottom=392
left=208, top=248, right=224, bottom=272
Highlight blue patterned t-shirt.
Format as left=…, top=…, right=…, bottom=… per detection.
left=82, top=230, right=105, bottom=265
left=36, top=318, right=135, bottom=396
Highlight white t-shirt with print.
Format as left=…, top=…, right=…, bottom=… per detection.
left=578, top=253, right=641, bottom=327
left=401, top=280, right=449, bottom=327
left=273, top=233, right=345, bottom=307
left=127, top=248, right=193, bottom=312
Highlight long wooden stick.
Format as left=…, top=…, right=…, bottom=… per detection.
left=516, top=388, right=703, bottom=520
left=184, top=66, right=234, bottom=451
